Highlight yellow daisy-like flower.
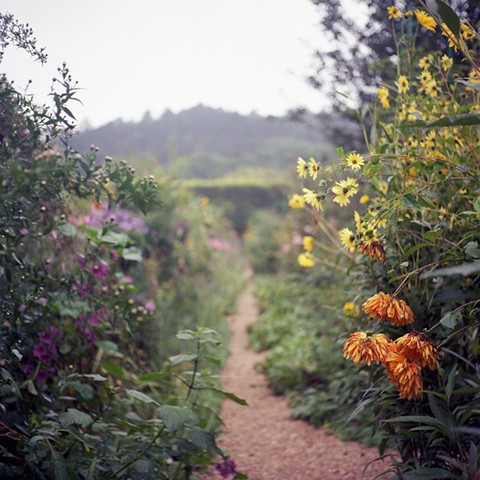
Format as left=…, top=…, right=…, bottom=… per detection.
left=377, top=87, right=390, bottom=109
left=405, top=10, right=414, bottom=17
left=397, top=75, right=410, bottom=94
left=419, top=69, right=432, bottom=86
left=297, top=252, right=315, bottom=268
left=339, top=227, right=356, bottom=252
left=359, top=194, right=370, bottom=204
left=425, top=80, right=440, bottom=98
left=418, top=56, right=432, bottom=70
left=441, top=23, right=459, bottom=51
left=343, top=302, right=360, bottom=317
left=345, top=152, right=365, bottom=171
left=308, top=157, right=320, bottom=180
left=385, top=351, right=424, bottom=400
left=302, top=188, right=323, bottom=211
left=303, top=235, right=314, bottom=252
left=297, top=157, right=308, bottom=178
left=362, top=292, right=415, bottom=326
left=288, top=194, right=305, bottom=209
left=440, top=54, right=453, bottom=71
left=395, top=332, right=439, bottom=370
left=461, top=23, right=476, bottom=41
left=332, top=178, right=359, bottom=207
left=343, top=331, right=392, bottom=366
left=415, top=9, right=437, bottom=32
left=387, top=6, right=402, bottom=20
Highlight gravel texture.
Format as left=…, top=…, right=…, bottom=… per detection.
left=200, top=274, right=395, bottom=480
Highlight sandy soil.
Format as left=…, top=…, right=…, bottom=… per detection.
left=201, top=275, right=394, bottom=480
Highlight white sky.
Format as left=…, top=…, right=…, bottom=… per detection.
left=1, top=0, right=328, bottom=128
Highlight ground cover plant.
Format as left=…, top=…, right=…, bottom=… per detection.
left=286, top=1, right=480, bottom=477
left=0, top=15, right=246, bottom=479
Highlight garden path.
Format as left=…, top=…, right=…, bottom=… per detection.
left=202, top=270, right=393, bottom=480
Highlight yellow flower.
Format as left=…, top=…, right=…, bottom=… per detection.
left=395, top=332, right=439, bottom=370
left=303, top=235, right=314, bottom=252
left=339, top=227, right=356, bottom=252
left=343, top=302, right=360, bottom=317
left=379, top=181, right=388, bottom=195
left=302, top=188, right=323, bottom=211
left=297, top=157, right=308, bottom=178
left=397, top=75, right=410, bottom=94
left=297, top=252, right=315, bottom=268
left=288, top=194, right=305, bottom=209
left=345, top=152, right=365, bottom=171
left=440, top=54, right=453, bottom=71
left=359, top=194, right=370, bottom=204
left=377, top=87, right=390, bottom=109
left=343, top=331, right=392, bottom=366
left=419, top=69, right=432, bottom=86
left=385, top=351, right=424, bottom=400
left=425, top=80, right=440, bottom=98
left=461, top=23, right=476, bottom=41
left=308, top=157, right=320, bottom=180
left=418, top=56, right=433, bottom=70
left=405, top=10, right=414, bottom=17
left=362, top=292, right=415, bottom=326
left=387, top=6, right=402, bottom=20
left=441, top=23, right=459, bottom=51
left=199, top=196, right=209, bottom=208
left=415, top=9, right=437, bottom=32
left=332, top=178, right=358, bottom=207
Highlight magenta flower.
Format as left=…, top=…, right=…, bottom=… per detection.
left=214, top=458, right=237, bottom=479
left=91, top=262, right=108, bottom=279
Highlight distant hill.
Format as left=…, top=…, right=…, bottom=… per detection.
left=72, top=105, right=334, bottom=179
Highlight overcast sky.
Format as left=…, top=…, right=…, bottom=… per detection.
left=2, top=0, right=328, bottom=128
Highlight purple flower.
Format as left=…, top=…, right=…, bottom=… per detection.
left=215, top=458, right=237, bottom=479
left=36, top=370, right=48, bottom=383
left=33, top=344, right=50, bottom=362
left=23, top=364, right=35, bottom=375
left=91, top=262, right=108, bottom=279
left=145, top=301, right=155, bottom=314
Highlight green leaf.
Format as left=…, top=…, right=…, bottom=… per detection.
left=56, top=222, right=77, bottom=237
left=101, top=359, right=125, bottom=379
left=435, top=0, right=460, bottom=39
left=402, top=193, right=421, bottom=211
left=401, top=113, right=480, bottom=129
left=169, top=353, right=198, bottom=366
left=126, top=389, right=161, bottom=406
left=418, top=194, right=436, bottom=209
left=59, top=408, right=94, bottom=428
left=99, top=231, right=130, bottom=246
left=455, top=78, right=480, bottom=92
left=336, top=146, right=344, bottom=159
left=52, top=450, right=69, bottom=480
left=465, top=241, right=480, bottom=259
left=440, top=312, right=461, bottom=329
left=79, top=374, right=108, bottom=382
left=212, top=389, right=248, bottom=406
left=188, top=429, right=223, bottom=456
left=158, top=405, right=197, bottom=433
left=421, top=262, right=480, bottom=279
left=424, top=228, right=442, bottom=242
left=121, top=246, right=142, bottom=262
left=96, top=340, right=119, bottom=353
left=176, top=330, right=196, bottom=340
left=73, top=382, right=94, bottom=400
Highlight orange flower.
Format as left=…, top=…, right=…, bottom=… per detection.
left=385, top=351, right=423, bottom=400
left=358, top=240, right=386, bottom=262
left=343, top=331, right=392, bottom=365
left=395, top=331, right=439, bottom=370
left=362, top=292, right=415, bottom=326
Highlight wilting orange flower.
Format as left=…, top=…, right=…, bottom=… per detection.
left=395, top=331, right=439, bottom=370
left=362, top=292, right=415, bottom=326
left=343, top=331, right=392, bottom=366
left=385, top=351, right=423, bottom=400
left=357, top=240, right=386, bottom=262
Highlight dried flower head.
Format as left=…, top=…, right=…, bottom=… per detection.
left=395, top=331, right=439, bottom=370
left=385, top=351, right=424, bottom=400
left=362, top=292, right=415, bottom=326
left=357, top=240, right=386, bottom=262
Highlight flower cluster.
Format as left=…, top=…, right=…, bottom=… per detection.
left=214, top=457, right=237, bottom=479
left=343, top=293, right=439, bottom=400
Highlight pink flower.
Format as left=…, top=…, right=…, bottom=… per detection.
left=91, top=262, right=108, bottom=279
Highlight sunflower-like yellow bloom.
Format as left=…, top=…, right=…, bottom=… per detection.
left=377, top=87, right=390, bottom=109
left=332, top=178, right=358, bottom=207
left=297, top=252, right=315, bottom=268
left=308, top=157, right=320, bottom=180
left=288, top=194, right=305, bottom=209
left=302, top=188, right=323, bottom=211
left=395, top=332, right=439, bottom=370
left=418, top=56, right=432, bottom=70
left=398, top=75, right=410, bottom=94
left=345, top=152, right=365, bottom=171
left=441, top=23, right=459, bottom=51
left=362, top=292, right=415, bottom=326
left=303, top=235, right=314, bottom=252
left=461, top=23, right=476, bottom=41
left=385, top=351, right=424, bottom=400
left=343, top=331, right=392, bottom=366
left=387, top=6, right=402, bottom=20
left=339, top=227, right=356, bottom=252
left=440, top=54, right=453, bottom=71
left=359, top=194, right=370, bottom=204
left=297, top=157, right=308, bottom=178
left=343, top=302, right=360, bottom=317
left=415, top=9, right=437, bottom=32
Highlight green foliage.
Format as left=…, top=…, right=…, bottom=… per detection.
left=0, top=15, right=246, bottom=479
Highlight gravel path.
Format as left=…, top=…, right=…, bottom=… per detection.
left=203, top=275, right=394, bottom=480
